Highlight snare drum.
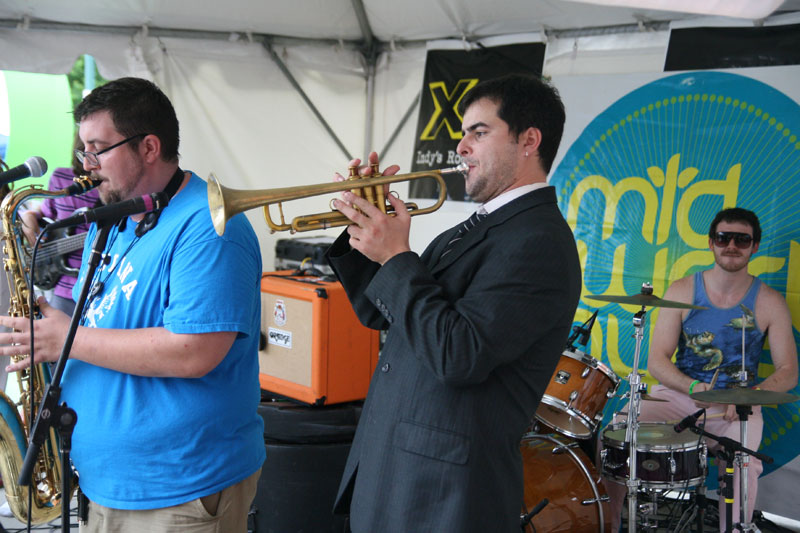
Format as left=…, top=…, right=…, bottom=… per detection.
left=600, top=422, right=707, bottom=489
left=535, top=349, right=620, bottom=439
left=521, top=434, right=611, bottom=533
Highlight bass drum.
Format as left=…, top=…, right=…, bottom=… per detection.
left=521, top=434, right=611, bottom=533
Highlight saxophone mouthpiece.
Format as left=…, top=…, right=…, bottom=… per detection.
left=66, top=176, right=102, bottom=195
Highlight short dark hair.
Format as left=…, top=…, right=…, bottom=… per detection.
left=71, top=129, right=84, bottom=176
left=459, top=73, right=565, bottom=174
left=74, top=77, right=180, bottom=163
left=708, top=207, right=762, bottom=244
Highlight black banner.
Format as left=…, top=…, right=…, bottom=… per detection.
left=409, top=42, right=545, bottom=201
left=665, top=23, right=800, bottom=71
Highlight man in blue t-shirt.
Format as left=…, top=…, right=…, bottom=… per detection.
left=0, top=77, right=264, bottom=532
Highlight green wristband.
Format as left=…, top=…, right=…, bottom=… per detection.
left=689, top=379, right=701, bottom=394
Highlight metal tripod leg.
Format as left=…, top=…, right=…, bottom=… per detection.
left=735, top=405, right=759, bottom=532
left=625, top=306, right=648, bottom=533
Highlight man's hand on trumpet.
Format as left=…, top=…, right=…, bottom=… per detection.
left=332, top=151, right=409, bottom=266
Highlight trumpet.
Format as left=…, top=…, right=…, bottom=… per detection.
left=208, top=161, right=468, bottom=236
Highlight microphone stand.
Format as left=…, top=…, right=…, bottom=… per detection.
left=519, top=498, right=549, bottom=531
left=681, top=419, right=773, bottom=533
left=18, top=223, right=113, bottom=533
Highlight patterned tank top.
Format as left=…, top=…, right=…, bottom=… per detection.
left=674, top=271, right=765, bottom=389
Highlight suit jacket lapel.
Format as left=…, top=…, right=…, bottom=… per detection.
left=429, top=187, right=557, bottom=274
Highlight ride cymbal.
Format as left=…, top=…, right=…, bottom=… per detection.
left=691, top=388, right=799, bottom=405
left=585, top=293, right=707, bottom=310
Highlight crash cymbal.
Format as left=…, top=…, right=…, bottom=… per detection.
left=691, top=388, right=800, bottom=405
left=585, top=292, right=707, bottom=310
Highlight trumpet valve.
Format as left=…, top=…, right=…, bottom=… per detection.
left=347, top=165, right=363, bottom=199
left=368, top=162, right=387, bottom=213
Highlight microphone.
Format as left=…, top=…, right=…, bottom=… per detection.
left=520, top=498, right=549, bottom=527
left=578, top=310, right=598, bottom=345
left=0, top=156, right=48, bottom=186
left=45, top=192, right=169, bottom=230
left=674, top=408, right=705, bottom=433
left=566, top=309, right=599, bottom=350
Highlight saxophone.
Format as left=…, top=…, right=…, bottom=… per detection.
left=0, top=168, right=99, bottom=524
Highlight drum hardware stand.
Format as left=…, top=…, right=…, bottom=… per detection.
left=622, top=283, right=653, bottom=533
left=636, top=488, right=662, bottom=531
left=679, top=417, right=773, bottom=533
left=726, top=311, right=760, bottom=532
left=733, top=312, right=761, bottom=533
left=18, top=223, right=113, bottom=533
left=694, top=484, right=707, bottom=533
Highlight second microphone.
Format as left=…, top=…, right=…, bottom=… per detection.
left=45, top=192, right=169, bottom=231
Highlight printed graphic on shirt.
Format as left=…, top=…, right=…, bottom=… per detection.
left=83, top=252, right=138, bottom=328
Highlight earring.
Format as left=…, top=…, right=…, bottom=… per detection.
left=525, top=151, right=529, bottom=157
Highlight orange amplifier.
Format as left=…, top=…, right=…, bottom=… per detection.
left=259, top=271, right=380, bottom=405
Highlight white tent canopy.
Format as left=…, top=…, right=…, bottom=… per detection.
left=1, top=0, right=799, bottom=267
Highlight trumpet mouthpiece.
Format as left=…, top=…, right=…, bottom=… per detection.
left=442, top=162, right=469, bottom=176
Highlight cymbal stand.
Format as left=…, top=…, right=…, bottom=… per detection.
left=624, top=295, right=650, bottom=533
left=734, top=313, right=759, bottom=532
left=681, top=416, right=773, bottom=533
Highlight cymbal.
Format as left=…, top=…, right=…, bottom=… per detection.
left=691, top=388, right=800, bottom=405
left=640, top=393, right=668, bottom=402
left=585, top=293, right=707, bottom=310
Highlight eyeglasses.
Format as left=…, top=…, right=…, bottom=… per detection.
left=75, top=133, right=147, bottom=167
left=713, top=231, right=754, bottom=249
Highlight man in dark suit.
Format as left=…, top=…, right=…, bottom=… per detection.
left=328, top=74, right=582, bottom=532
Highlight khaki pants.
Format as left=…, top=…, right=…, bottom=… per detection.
left=81, top=469, right=260, bottom=533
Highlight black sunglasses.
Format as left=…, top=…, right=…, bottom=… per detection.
left=713, top=231, right=754, bottom=249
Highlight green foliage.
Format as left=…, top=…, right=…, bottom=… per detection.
left=66, top=55, right=108, bottom=114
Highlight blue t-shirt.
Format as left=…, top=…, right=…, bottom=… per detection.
left=65, top=172, right=265, bottom=510
left=675, top=271, right=765, bottom=389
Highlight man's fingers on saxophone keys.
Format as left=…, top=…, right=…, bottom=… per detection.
left=5, top=356, right=31, bottom=373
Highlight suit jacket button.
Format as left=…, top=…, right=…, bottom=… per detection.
left=381, top=363, right=391, bottom=372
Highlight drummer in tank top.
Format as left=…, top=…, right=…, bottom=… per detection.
left=605, top=207, right=797, bottom=533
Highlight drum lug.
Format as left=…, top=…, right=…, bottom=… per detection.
left=554, top=370, right=571, bottom=385
left=581, top=367, right=591, bottom=378
left=581, top=494, right=610, bottom=505
left=606, top=388, right=616, bottom=398
left=669, top=457, right=677, bottom=475
left=600, top=448, right=625, bottom=470
left=568, top=390, right=579, bottom=404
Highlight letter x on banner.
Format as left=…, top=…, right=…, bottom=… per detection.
left=409, top=42, right=545, bottom=202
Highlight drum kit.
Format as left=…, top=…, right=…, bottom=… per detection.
left=520, top=282, right=799, bottom=533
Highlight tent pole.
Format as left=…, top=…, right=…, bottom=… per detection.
left=261, top=41, right=352, bottom=161
left=379, top=89, right=420, bottom=160
left=351, top=0, right=378, bottom=162
left=364, top=62, right=375, bottom=162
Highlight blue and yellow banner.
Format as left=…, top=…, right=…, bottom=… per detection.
left=551, top=69, right=800, bottom=496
